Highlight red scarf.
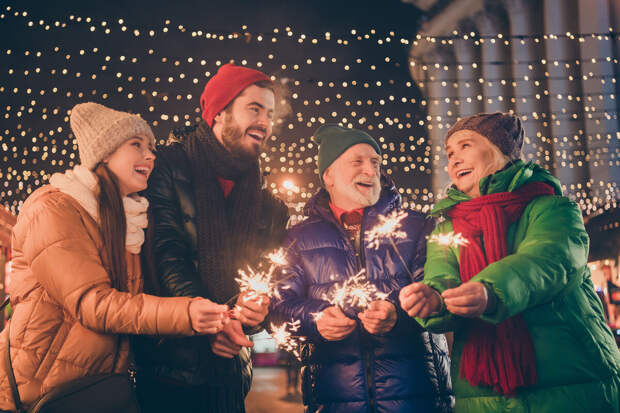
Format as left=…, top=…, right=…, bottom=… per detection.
left=447, top=181, right=555, bottom=396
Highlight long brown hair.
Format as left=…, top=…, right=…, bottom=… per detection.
left=93, top=162, right=128, bottom=292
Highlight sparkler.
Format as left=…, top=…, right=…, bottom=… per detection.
left=270, top=320, right=306, bottom=359
left=322, top=270, right=388, bottom=313
left=427, top=232, right=469, bottom=248
left=364, top=210, right=413, bottom=279
left=228, top=243, right=297, bottom=318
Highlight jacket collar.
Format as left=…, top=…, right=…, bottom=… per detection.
left=431, top=160, right=562, bottom=217
left=304, top=174, right=401, bottom=224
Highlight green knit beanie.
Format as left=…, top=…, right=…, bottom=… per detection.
left=313, top=124, right=381, bottom=184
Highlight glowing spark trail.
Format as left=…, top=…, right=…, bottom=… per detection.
left=364, top=210, right=413, bottom=279
left=428, top=232, right=470, bottom=248
left=270, top=320, right=306, bottom=359
left=322, top=270, right=388, bottom=312
left=365, top=210, right=408, bottom=250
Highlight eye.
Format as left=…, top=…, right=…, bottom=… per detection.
left=131, top=141, right=141, bottom=148
left=447, top=151, right=453, bottom=159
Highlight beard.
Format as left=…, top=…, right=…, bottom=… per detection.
left=220, top=115, right=265, bottom=163
left=332, top=173, right=381, bottom=208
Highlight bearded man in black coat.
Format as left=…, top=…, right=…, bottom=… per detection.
left=134, top=63, right=289, bottom=413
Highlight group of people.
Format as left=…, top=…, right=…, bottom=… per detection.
left=0, top=63, right=618, bottom=413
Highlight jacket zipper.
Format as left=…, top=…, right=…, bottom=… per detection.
left=358, top=214, right=376, bottom=413
left=330, top=208, right=377, bottom=413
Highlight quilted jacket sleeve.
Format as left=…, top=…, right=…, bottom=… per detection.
left=20, top=192, right=195, bottom=336
left=416, top=220, right=464, bottom=333
left=473, top=195, right=590, bottom=324
left=387, top=215, right=436, bottom=337
left=145, top=147, right=203, bottom=297
left=268, top=234, right=331, bottom=344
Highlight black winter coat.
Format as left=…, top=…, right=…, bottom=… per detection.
left=269, top=179, right=454, bottom=413
left=133, top=135, right=289, bottom=390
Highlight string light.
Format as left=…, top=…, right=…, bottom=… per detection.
left=0, top=4, right=617, bottom=220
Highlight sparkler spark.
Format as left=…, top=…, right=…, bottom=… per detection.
left=270, top=320, right=306, bottom=359
left=233, top=246, right=292, bottom=308
left=428, top=231, right=469, bottom=248
left=267, top=248, right=287, bottom=266
left=365, top=210, right=408, bottom=250
left=322, top=270, right=388, bottom=312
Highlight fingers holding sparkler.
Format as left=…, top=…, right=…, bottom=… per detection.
left=399, top=282, right=443, bottom=319
left=188, top=299, right=230, bottom=335
left=442, top=281, right=490, bottom=317
left=316, top=306, right=356, bottom=341
left=358, top=300, right=397, bottom=334
left=209, top=319, right=254, bottom=358
left=233, top=292, right=270, bottom=326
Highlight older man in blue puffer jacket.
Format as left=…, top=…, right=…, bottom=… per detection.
left=269, top=124, right=454, bottom=413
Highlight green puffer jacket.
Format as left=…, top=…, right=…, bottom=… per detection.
left=418, top=160, right=620, bottom=413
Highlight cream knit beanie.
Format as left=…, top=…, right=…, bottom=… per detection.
left=70, top=102, right=156, bottom=170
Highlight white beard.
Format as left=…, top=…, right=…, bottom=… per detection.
left=332, top=174, right=381, bottom=208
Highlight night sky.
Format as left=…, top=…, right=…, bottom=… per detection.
left=1, top=0, right=434, bottom=215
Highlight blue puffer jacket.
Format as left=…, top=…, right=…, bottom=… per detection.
left=270, top=178, right=454, bottom=413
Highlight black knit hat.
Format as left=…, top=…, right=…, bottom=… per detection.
left=445, top=112, right=523, bottom=160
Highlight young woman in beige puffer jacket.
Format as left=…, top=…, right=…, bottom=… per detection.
left=0, top=102, right=229, bottom=411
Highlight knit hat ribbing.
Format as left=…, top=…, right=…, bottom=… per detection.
left=445, top=112, right=523, bottom=160
left=70, top=102, right=155, bottom=170
left=313, top=124, right=381, bottom=184
left=200, top=63, right=273, bottom=127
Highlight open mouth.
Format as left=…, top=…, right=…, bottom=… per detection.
left=355, top=182, right=373, bottom=190
left=456, top=169, right=472, bottom=178
left=247, top=129, right=266, bottom=143
left=134, top=166, right=150, bottom=178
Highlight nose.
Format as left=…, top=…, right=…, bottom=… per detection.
left=144, top=146, right=156, bottom=162
left=362, top=160, right=377, bottom=177
left=449, top=154, right=462, bottom=169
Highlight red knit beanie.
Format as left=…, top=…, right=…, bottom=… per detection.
left=200, top=63, right=273, bottom=127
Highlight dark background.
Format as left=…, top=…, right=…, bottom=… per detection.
left=0, top=0, right=434, bottom=215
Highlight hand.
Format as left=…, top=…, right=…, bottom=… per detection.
left=188, top=299, right=229, bottom=334
left=399, top=282, right=442, bottom=319
left=234, top=293, right=270, bottom=327
left=209, top=319, right=254, bottom=358
left=316, top=306, right=356, bottom=341
left=358, top=300, right=397, bottom=334
left=442, top=281, right=489, bottom=317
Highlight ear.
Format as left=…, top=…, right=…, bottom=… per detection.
left=213, top=111, right=225, bottom=126
left=322, top=166, right=334, bottom=188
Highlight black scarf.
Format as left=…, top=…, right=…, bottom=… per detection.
left=184, top=120, right=263, bottom=304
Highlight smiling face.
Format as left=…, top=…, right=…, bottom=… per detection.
left=104, top=136, right=155, bottom=196
left=446, top=130, right=510, bottom=198
left=212, top=84, right=275, bottom=162
left=323, top=143, right=381, bottom=210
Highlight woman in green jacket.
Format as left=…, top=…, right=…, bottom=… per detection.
left=400, top=112, right=620, bottom=413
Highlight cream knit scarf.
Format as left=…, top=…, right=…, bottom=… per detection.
left=49, top=165, right=149, bottom=254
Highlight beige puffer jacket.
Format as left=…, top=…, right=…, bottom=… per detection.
left=0, top=186, right=196, bottom=410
